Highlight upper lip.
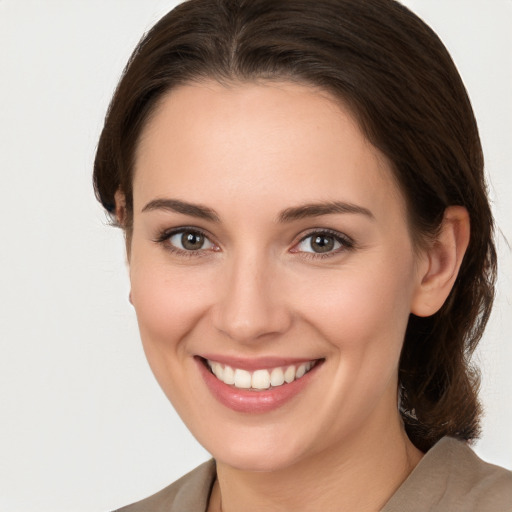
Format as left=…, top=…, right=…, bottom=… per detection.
left=197, top=354, right=322, bottom=371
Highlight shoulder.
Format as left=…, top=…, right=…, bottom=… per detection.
left=112, top=459, right=216, bottom=512
left=382, top=437, right=512, bottom=512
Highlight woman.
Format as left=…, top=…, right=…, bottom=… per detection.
left=94, top=0, right=512, bottom=510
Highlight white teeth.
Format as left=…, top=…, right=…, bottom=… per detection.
left=207, top=359, right=317, bottom=390
left=284, top=365, right=296, bottom=383
left=252, top=369, right=271, bottom=390
left=234, top=369, right=252, bottom=389
left=270, top=367, right=285, bottom=387
left=212, top=362, right=224, bottom=380
left=223, top=365, right=235, bottom=385
left=296, top=363, right=307, bottom=379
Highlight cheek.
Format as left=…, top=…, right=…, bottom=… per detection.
left=294, top=261, right=416, bottom=356
left=129, top=254, right=215, bottom=354
left=128, top=256, right=220, bottom=410
left=290, top=262, right=417, bottom=430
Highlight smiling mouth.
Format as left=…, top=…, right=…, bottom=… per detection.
left=203, top=358, right=321, bottom=391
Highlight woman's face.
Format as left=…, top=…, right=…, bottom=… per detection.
left=128, top=81, right=427, bottom=471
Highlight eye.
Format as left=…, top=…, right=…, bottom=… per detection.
left=294, top=230, right=352, bottom=255
left=163, top=229, right=216, bottom=252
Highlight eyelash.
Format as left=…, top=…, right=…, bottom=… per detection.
left=154, top=227, right=218, bottom=258
left=293, top=228, right=355, bottom=259
left=154, top=227, right=355, bottom=259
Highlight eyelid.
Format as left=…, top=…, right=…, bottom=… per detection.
left=290, top=228, right=355, bottom=256
left=154, top=226, right=220, bottom=256
left=153, top=226, right=354, bottom=258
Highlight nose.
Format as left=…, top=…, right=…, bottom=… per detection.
left=212, top=253, right=292, bottom=343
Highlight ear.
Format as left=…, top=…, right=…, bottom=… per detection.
left=411, top=206, right=470, bottom=317
left=114, top=189, right=127, bottom=227
left=114, top=189, right=132, bottom=263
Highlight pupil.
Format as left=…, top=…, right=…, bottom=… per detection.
left=311, top=235, right=334, bottom=253
left=182, top=232, right=204, bottom=250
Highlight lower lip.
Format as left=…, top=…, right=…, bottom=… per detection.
left=196, top=357, right=322, bottom=413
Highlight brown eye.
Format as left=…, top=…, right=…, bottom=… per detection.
left=182, top=232, right=205, bottom=250
left=168, top=230, right=215, bottom=251
left=310, top=235, right=335, bottom=253
left=295, top=231, right=351, bottom=255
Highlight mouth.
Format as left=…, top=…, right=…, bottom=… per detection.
left=204, top=358, right=320, bottom=391
left=196, top=355, right=324, bottom=413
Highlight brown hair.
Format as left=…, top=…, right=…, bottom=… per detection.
left=93, top=0, right=496, bottom=452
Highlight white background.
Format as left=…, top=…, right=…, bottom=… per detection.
left=0, top=1, right=510, bottom=510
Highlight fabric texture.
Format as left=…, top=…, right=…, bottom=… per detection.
left=381, top=437, right=512, bottom=511
left=113, top=437, right=512, bottom=511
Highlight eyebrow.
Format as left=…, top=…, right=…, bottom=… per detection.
left=277, top=201, right=374, bottom=223
left=141, top=198, right=374, bottom=223
left=142, top=198, right=220, bottom=222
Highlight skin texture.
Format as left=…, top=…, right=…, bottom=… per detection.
left=120, top=81, right=469, bottom=511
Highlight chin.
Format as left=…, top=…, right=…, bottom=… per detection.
left=202, top=427, right=311, bottom=473
left=215, top=448, right=301, bottom=473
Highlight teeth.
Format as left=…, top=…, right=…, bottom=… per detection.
left=284, top=365, right=296, bottom=383
left=270, top=367, right=285, bottom=387
left=207, top=359, right=317, bottom=390
left=252, top=369, right=270, bottom=390
left=223, top=365, right=235, bottom=385
left=234, top=369, right=252, bottom=389
left=295, top=363, right=306, bottom=379
left=211, top=362, right=224, bottom=380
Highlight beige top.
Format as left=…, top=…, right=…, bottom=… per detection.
left=114, top=437, right=512, bottom=511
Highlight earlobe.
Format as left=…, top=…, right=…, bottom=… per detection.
left=411, top=206, right=470, bottom=317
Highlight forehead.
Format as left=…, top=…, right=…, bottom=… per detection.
left=133, top=80, right=405, bottom=219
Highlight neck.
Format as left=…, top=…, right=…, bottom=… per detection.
left=209, top=413, right=423, bottom=512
